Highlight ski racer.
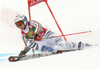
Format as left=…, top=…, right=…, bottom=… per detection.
left=14, top=14, right=84, bottom=57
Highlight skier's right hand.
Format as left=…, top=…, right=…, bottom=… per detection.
left=19, top=51, right=26, bottom=58
left=28, top=36, right=35, bottom=43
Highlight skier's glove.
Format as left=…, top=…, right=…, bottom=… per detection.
left=29, top=36, right=34, bottom=39
left=19, top=51, right=26, bottom=58
left=29, top=36, right=35, bottom=43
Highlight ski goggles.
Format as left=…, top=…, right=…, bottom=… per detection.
left=16, top=21, right=23, bottom=27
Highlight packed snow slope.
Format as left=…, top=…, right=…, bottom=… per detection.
left=0, top=0, right=100, bottom=69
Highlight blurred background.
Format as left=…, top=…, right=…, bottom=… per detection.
left=0, top=0, right=100, bottom=69
left=0, top=0, right=100, bottom=53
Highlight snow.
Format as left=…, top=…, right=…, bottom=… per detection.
left=0, top=0, right=100, bottom=69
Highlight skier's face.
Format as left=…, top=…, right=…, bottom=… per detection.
left=18, top=24, right=26, bottom=30
left=16, top=21, right=26, bottom=30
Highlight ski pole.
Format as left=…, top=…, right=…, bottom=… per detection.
left=35, top=31, right=91, bottom=41
left=45, top=0, right=67, bottom=41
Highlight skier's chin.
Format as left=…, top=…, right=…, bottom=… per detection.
left=20, top=26, right=26, bottom=30
left=20, top=28, right=24, bottom=30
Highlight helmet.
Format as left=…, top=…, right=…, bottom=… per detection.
left=14, top=14, right=28, bottom=25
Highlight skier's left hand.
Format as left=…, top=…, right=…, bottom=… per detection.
left=19, top=51, right=26, bottom=58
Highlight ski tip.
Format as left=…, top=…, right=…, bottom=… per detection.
left=8, top=56, right=19, bottom=62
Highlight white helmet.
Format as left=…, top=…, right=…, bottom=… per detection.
left=14, top=14, right=28, bottom=25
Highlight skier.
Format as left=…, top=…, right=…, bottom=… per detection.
left=14, top=14, right=84, bottom=58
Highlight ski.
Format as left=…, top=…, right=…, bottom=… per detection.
left=8, top=43, right=97, bottom=62
left=8, top=50, right=75, bottom=62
